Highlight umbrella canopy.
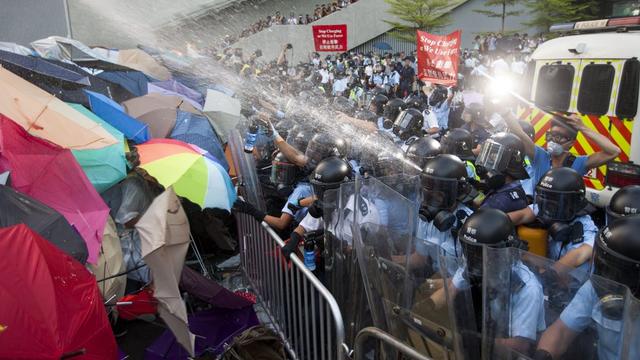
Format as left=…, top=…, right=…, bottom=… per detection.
left=0, top=41, right=35, bottom=56
left=97, top=71, right=150, bottom=97
left=85, top=89, right=151, bottom=144
left=148, top=79, right=204, bottom=109
left=0, top=66, right=118, bottom=150
left=122, top=93, right=200, bottom=118
left=69, top=103, right=128, bottom=193
left=0, top=184, right=88, bottom=263
left=203, top=89, right=242, bottom=142
left=118, top=49, right=171, bottom=81
left=373, top=41, right=393, bottom=50
left=0, top=114, right=110, bottom=264
left=170, top=110, right=229, bottom=171
left=0, top=224, right=117, bottom=359
left=88, top=217, right=126, bottom=303
left=0, top=49, right=90, bottom=87
left=136, top=188, right=195, bottom=356
left=180, top=266, right=253, bottom=309
left=31, top=36, right=113, bottom=64
left=137, top=139, right=237, bottom=211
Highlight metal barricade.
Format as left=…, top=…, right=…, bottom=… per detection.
left=353, top=327, right=433, bottom=360
left=237, top=212, right=346, bottom=360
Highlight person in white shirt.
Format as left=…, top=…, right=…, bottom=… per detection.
left=491, top=54, right=510, bottom=76
left=510, top=54, right=526, bottom=76
left=287, top=13, right=298, bottom=25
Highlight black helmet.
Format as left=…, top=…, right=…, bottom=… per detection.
left=365, top=151, right=405, bottom=178
left=332, top=96, right=355, bottom=115
left=517, top=120, right=535, bottom=140
left=382, top=98, right=407, bottom=129
left=309, top=156, right=352, bottom=204
left=274, top=118, right=295, bottom=140
left=535, top=167, right=587, bottom=223
left=405, top=94, right=426, bottom=111
left=606, top=185, right=640, bottom=225
left=305, top=133, right=342, bottom=171
left=593, top=216, right=640, bottom=300
left=428, top=86, right=448, bottom=107
left=369, top=94, right=389, bottom=115
left=287, top=125, right=312, bottom=153
left=354, top=109, right=378, bottom=123
left=420, top=154, right=469, bottom=211
left=475, top=132, right=529, bottom=188
left=463, top=102, right=485, bottom=123
left=459, top=208, right=517, bottom=277
left=271, top=152, right=300, bottom=186
left=393, top=108, right=424, bottom=141
left=405, top=136, right=441, bottom=174
left=441, top=128, right=475, bottom=161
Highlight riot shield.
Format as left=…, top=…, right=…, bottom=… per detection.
left=228, top=128, right=265, bottom=211
left=353, top=175, right=454, bottom=359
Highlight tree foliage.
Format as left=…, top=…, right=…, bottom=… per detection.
left=384, top=0, right=453, bottom=42
left=474, top=0, right=522, bottom=33
left=524, top=0, right=600, bottom=32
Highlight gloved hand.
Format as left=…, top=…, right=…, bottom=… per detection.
left=233, top=199, right=266, bottom=222
left=282, top=232, right=303, bottom=259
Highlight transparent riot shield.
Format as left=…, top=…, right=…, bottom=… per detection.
left=353, top=175, right=454, bottom=359
left=620, top=283, right=640, bottom=359
left=228, top=128, right=265, bottom=211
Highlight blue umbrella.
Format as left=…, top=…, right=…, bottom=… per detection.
left=84, top=90, right=151, bottom=144
left=0, top=49, right=90, bottom=87
left=373, top=41, right=393, bottom=51
left=169, top=110, right=229, bottom=171
left=97, top=71, right=151, bottom=97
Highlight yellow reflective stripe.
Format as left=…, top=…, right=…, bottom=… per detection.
left=466, top=161, right=480, bottom=181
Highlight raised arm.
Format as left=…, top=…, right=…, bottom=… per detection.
left=504, top=110, right=536, bottom=160
left=566, top=115, right=621, bottom=170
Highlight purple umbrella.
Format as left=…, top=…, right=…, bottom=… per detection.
left=179, top=266, right=253, bottom=309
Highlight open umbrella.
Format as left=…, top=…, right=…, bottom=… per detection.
left=0, top=224, right=117, bottom=359
left=137, top=139, right=237, bottom=211
left=136, top=188, right=195, bottom=356
left=373, top=41, right=393, bottom=51
left=85, top=89, right=151, bottom=144
left=203, top=89, right=242, bottom=142
left=88, top=217, right=126, bottom=304
left=0, top=114, right=110, bottom=264
left=148, top=79, right=204, bottom=109
left=118, top=49, right=171, bottom=81
left=0, top=66, right=118, bottom=150
left=31, top=36, right=113, bottom=64
left=97, top=71, right=150, bottom=97
left=170, top=110, right=228, bottom=171
left=69, top=103, right=128, bottom=193
left=0, top=49, right=90, bottom=87
left=122, top=93, right=202, bottom=138
left=0, top=184, right=88, bottom=263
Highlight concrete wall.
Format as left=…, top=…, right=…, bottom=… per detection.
left=0, top=0, right=70, bottom=45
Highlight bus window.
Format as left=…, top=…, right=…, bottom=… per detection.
left=578, top=63, right=615, bottom=116
left=535, top=63, right=574, bottom=112
left=616, top=58, right=639, bottom=119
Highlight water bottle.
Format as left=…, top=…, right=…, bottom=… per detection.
left=243, top=121, right=259, bottom=153
left=303, top=237, right=316, bottom=271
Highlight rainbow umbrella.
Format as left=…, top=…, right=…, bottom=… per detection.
left=137, top=139, right=236, bottom=211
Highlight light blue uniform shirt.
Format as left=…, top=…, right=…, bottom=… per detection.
left=529, top=146, right=588, bottom=197
left=453, top=262, right=546, bottom=340
left=432, top=100, right=450, bottom=130
left=560, top=280, right=638, bottom=360
left=282, top=182, right=313, bottom=223
left=521, top=155, right=536, bottom=197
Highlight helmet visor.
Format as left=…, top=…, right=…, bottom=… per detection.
left=394, top=111, right=420, bottom=130
left=421, top=175, right=459, bottom=209
left=476, top=140, right=509, bottom=173
left=534, top=188, right=583, bottom=222
left=271, top=161, right=300, bottom=185
left=593, top=234, right=640, bottom=297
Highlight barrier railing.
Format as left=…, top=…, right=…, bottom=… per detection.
left=353, top=327, right=433, bottom=360
left=236, top=212, right=347, bottom=360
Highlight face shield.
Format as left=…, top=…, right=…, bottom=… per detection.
left=534, top=187, right=585, bottom=222
left=420, top=174, right=463, bottom=210
left=593, top=232, right=640, bottom=301
left=476, top=140, right=510, bottom=174
left=393, top=111, right=422, bottom=140
left=271, top=159, right=300, bottom=186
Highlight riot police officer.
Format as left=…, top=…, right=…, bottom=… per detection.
left=535, top=215, right=640, bottom=360
left=368, top=93, right=389, bottom=116
left=606, top=185, right=640, bottom=224
left=392, top=108, right=424, bottom=147
left=441, top=128, right=479, bottom=181
left=404, top=136, right=441, bottom=175
left=460, top=102, right=492, bottom=155
left=380, top=98, right=407, bottom=131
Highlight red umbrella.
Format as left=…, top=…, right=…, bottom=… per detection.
left=0, top=114, right=109, bottom=264
left=0, top=224, right=117, bottom=359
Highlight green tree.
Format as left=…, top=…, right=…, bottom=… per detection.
left=524, top=0, right=600, bottom=33
left=474, top=0, right=522, bottom=34
left=384, top=0, right=453, bottom=42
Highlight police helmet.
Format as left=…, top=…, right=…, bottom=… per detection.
left=309, top=156, right=353, bottom=204
left=441, top=128, right=475, bottom=161
left=405, top=94, right=426, bottom=112
left=405, top=136, right=442, bottom=173
left=332, top=96, right=356, bottom=115
left=274, top=118, right=295, bottom=141
left=393, top=108, right=424, bottom=141
left=382, top=99, right=407, bottom=129
left=606, top=185, right=640, bottom=224
left=305, top=133, right=342, bottom=171
left=369, top=94, right=389, bottom=115
left=535, top=167, right=587, bottom=223
left=354, top=109, right=378, bottom=123
left=476, top=132, right=529, bottom=183
left=420, top=154, right=470, bottom=211
left=286, top=125, right=313, bottom=153
left=428, top=86, right=448, bottom=107
left=463, top=102, right=485, bottom=123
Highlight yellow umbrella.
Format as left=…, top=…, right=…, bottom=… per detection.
left=0, top=66, right=117, bottom=150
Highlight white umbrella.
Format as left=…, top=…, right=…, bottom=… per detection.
left=202, top=89, right=242, bottom=142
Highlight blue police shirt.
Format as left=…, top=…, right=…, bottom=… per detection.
left=560, top=280, right=638, bottom=360
left=530, top=146, right=588, bottom=196
left=520, top=156, right=536, bottom=197
left=481, top=181, right=528, bottom=213
left=432, top=101, right=450, bottom=130
left=282, top=182, right=313, bottom=223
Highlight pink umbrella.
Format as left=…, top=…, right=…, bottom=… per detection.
left=0, top=114, right=109, bottom=263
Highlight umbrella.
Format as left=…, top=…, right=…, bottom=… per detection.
left=118, top=49, right=171, bottom=81
left=170, top=110, right=229, bottom=171
left=136, top=188, right=195, bottom=356
left=145, top=307, right=260, bottom=359
left=122, top=93, right=200, bottom=118
left=0, top=224, right=117, bottom=359
left=203, top=89, right=242, bottom=142
left=0, top=41, right=35, bottom=56
left=0, top=49, right=90, bottom=87
left=88, top=217, right=126, bottom=303
left=180, top=266, right=253, bottom=309
left=69, top=103, right=128, bottom=193
left=373, top=41, right=393, bottom=51
left=85, top=89, right=151, bottom=144
left=148, top=79, right=204, bottom=109
left=0, top=184, right=88, bottom=263
left=97, top=71, right=150, bottom=97
left=137, top=139, right=237, bottom=211
left=31, top=36, right=113, bottom=64
left=0, top=66, right=118, bottom=150
left=0, top=114, right=110, bottom=264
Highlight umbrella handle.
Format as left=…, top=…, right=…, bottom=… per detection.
left=60, top=349, right=86, bottom=359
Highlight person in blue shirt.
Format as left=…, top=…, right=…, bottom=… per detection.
left=515, top=120, right=536, bottom=199
left=460, top=102, right=492, bottom=156
left=429, top=85, right=452, bottom=131
left=535, top=216, right=640, bottom=360
left=504, top=112, right=620, bottom=198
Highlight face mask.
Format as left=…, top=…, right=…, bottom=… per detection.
left=546, top=141, right=565, bottom=157
left=419, top=205, right=456, bottom=232
left=548, top=221, right=584, bottom=245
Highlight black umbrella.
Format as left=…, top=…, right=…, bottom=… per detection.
left=0, top=49, right=90, bottom=87
left=0, top=185, right=88, bottom=263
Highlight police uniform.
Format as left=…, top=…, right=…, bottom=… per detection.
left=282, top=182, right=313, bottom=224
left=529, top=145, right=589, bottom=197
left=559, top=280, right=638, bottom=360
left=520, top=156, right=535, bottom=197
left=481, top=181, right=528, bottom=213
left=432, top=100, right=450, bottom=131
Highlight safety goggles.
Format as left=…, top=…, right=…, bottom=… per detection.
left=545, top=131, right=573, bottom=144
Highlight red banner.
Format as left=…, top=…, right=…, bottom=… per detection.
left=312, top=24, right=347, bottom=52
left=416, top=29, right=461, bottom=86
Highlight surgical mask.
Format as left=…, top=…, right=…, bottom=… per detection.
left=546, top=141, right=564, bottom=156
